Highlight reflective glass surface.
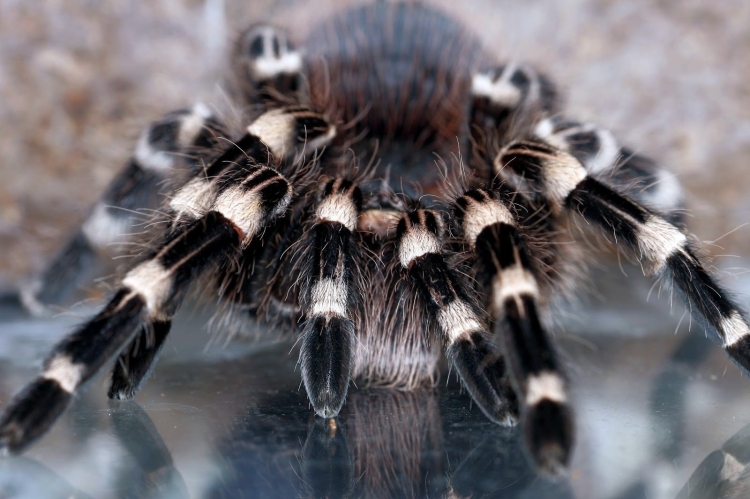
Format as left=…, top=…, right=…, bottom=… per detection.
left=1, top=264, right=749, bottom=498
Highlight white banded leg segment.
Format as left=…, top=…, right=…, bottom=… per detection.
left=0, top=289, right=146, bottom=454
left=455, top=189, right=573, bottom=476
left=533, top=117, right=620, bottom=176
left=169, top=108, right=332, bottom=224
left=237, top=25, right=302, bottom=81
left=42, top=356, right=86, bottom=394
left=534, top=117, right=684, bottom=220
left=247, top=107, right=336, bottom=158
left=135, top=103, right=222, bottom=174
left=112, top=173, right=294, bottom=388
left=234, top=24, right=302, bottom=107
left=471, top=64, right=557, bottom=115
left=102, top=211, right=246, bottom=402
left=0, top=189, right=298, bottom=454
left=299, top=179, right=363, bottom=419
left=563, top=175, right=750, bottom=375
left=495, top=139, right=588, bottom=208
left=470, top=64, right=558, bottom=166
left=396, top=210, right=519, bottom=425
left=213, top=166, right=293, bottom=245
left=110, top=175, right=294, bottom=400
left=24, top=105, right=225, bottom=315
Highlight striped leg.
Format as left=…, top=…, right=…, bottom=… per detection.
left=470, top=63, right=558, bottom=154
left=0, top=164, right=293, bottom=454
left=108, top=107, right=335, bottom=400
left=299, top=179, right=363, bottom=418
left=533, top=116, right=684, bottom=221
left=455, top=189, right=574, bottom=476
left=495, top=137, right=750, bottom=375
left=169, top=106, right=336, bottom=225
left=108, top=320, right=172, bottom=400
left=395, top=210, right=519, bottom=426
left=233, top=24, right=302, bottom=107
left=21, top=104, right=225, bottom=315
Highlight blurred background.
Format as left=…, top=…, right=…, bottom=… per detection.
left=1, top=0, right=749, bottom=289
left=1, top=1, right=750, bottom=498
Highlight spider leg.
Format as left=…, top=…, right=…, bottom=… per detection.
left=470, top=63, right=558, bottom=162
left=0, top=107, right=335, bottom=454
left=0, top=166, right=291, bottom=453
left=533, top=116, right=684, bottom=222
left=298, top=178, right=363, bottom=418
left=454, top=188, right=574, bottom=476
left=233, top=24, right=302, bottom=108
left=495, top=131, right=750, bottom=374
left=109, top=107, right=336, bottom=399
left=395, top=210, right=519, bottom=426
left=469, top=67, right=682, bottom=222
left=21, top=104, right=226, bottom=315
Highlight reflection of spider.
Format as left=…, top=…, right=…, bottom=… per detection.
left=1, top=2, right=748, bottom=477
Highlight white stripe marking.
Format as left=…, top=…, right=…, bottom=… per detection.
left=170, top=178, right=216, bottom=222
left=722, top=311, right=750, bottom=347
left=534, top=120, right=620, bottom=176
left=214, top=186, right=263, bottom=239
left=585, top=128, right=619, bottom=175
left=439, top=300, right=483, bottom=343
left=310, top=278, right=349, bottom=318
left=82, top=204, right=134, bottom=249
left=122, top=260, right=174, bottom=314
left=526, top=372, right=567, bottom=405
left=494, top=265, right=540, bottom=304
left=471, top=71, right=522, bottom=108
left=637, top=215, right=688, bottom=268
left=135, top=133, right=175, bottom=173
left=317, top=194, right=358, bottom=231
left=177, top=102, right=212, bottom=147
left=720, top=452, right=745, bottom=481
left=461, top=197, right=514, bottom=248
left=542, top=150, right=588, bottom=205
left=250, top=51, right=302, bottom=80
left=533, top=117, right=555, bottom=139
left=642, top=169, right=683, bottom=212
left=398, top=228, right=441, bottom=268
left=247, top=110, right=297, bottom=157
left=43, top=356, right=85, bottom=393
left=213, top=182, right=292, bottom=242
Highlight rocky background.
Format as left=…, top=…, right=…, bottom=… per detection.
left=1, top=0, right=749, bottom=290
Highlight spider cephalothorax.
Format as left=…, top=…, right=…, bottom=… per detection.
left=4, top=2, right=749, bottom=478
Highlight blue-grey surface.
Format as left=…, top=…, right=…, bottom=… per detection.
left=1, top=264, right=750, bottom=498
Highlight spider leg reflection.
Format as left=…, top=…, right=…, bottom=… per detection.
left=210, top=383, right=575, bottom=498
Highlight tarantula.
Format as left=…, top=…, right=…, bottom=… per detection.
left=2, top=2, right=748, bottom=478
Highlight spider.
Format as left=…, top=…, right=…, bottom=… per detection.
left=2, top=1, right=748, bottom=478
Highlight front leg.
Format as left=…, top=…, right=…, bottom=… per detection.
left=298, top=178, right=363, bottom=418
left=395, top=209, right=519, bottom=427
left=0, top=159, right=295, bottom=453
left=454, top=189, right=574, bottom=477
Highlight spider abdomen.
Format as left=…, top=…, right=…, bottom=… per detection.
left=305, top=2, right=488, bottom=195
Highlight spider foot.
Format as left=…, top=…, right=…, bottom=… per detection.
left=0, top=379, right=72, bottom=455
left=300, top=317, right=355, bottom=418
left=108, top=320, right=172, bottom=401
left=447, top=333, right=519, bottom=426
